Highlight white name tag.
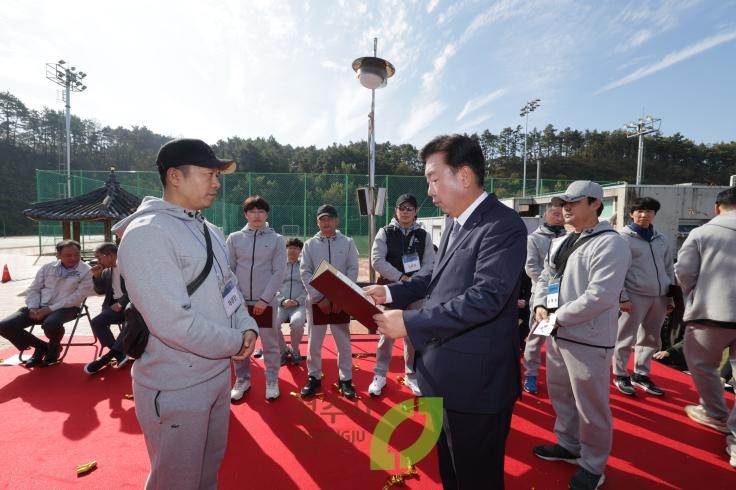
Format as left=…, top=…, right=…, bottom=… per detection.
left=222, top=280, right=242, bottom=318
left=546, top=281, right=560, bottom=309
left=402, top=253, right=421, bottom=273
left=535, top=313, right=557, bottom=336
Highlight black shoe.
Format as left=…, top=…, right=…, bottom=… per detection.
left=569, top=467, right=605, bottom=489
left=84, top=352, right=115, bottom=375
left=613, top=375, right=636, bottom=396
left=339, top=379, right=357, bottom=399
left=300, top=376, right=321, bottom=397
left=280, top=347, right=291, bottom=366
left=631, top=373, right=664, bottom=396
left=23, top=344, right=48, bottom=368
left=253, top=348, right=263, bottom=359
left=42, top=345, right=62, bottom=366
left=533, top=444, right=580, bottom=464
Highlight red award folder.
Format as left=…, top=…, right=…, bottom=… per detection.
left=247, top=305, right=273, bottom=328
left=309, top=260, right=381, bottom=333
left=311, top=305, right=351, bottom=325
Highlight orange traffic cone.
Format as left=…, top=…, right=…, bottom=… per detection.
left=2, top=264, right=11, bottom=283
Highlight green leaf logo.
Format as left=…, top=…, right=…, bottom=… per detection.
left=370, top=397, right=443, bottom=470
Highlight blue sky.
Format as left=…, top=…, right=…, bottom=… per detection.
left=2, top=0, right=734, bottom=149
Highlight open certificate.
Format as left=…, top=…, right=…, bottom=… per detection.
left=309, top=260, right=381, bottom=333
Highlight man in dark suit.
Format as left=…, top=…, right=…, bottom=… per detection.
left=366, top=134, right=527, bottom=489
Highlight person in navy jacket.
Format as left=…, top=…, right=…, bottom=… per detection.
left=366, top=134, right=527, bottom=489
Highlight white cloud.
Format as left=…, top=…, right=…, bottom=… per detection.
left=458, top=113, right=493, bottom=131
left=399, top=100, right=447, bottom=142
left=427, top=0, right=440, bottom=13
left=456, top=89, right=507, bottom=121
left=598, top=29, right=736, bottom=93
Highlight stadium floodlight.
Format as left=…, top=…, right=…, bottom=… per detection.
left=624, top=115, right=661, bottom=185
left=520, top=99, right=541, bottom=198
left=46, top=60, right=88, bottom=198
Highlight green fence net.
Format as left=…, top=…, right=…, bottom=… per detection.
left=33, top=169, right=602, bottom=255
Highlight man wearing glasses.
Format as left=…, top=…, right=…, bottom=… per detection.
left=368, top=194, right=435, bottom=397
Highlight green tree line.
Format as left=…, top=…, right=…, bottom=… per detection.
left=1, top=90, right=734, bottom=236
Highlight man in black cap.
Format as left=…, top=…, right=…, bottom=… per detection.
left=368, top=193, right=435, bottom=396
left=113, top=138, right=259, bottom=489
left=299, top=204, right=360, bottom=398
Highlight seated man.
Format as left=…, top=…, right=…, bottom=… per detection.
left=0, top=240, right=92, bottom=367
left=84, top=242, right=130, bottom=374
left=276, top=238, right=307, bottom=365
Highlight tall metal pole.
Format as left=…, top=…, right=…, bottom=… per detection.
left=64, top=82, right=72, bottom=198
left=636, top=134, right=644, bottom=185
left=624, top=115, right=660, bottom=186
left=519, top=98, right=540, bottom=198
left=522, top=113, right=528, bottom=198
left=535, top=157, right=541, bottom=196
left=368, top=38, right=377, bottom=283
left=46, top=61, right=87, bottom=199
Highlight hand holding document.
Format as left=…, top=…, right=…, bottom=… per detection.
left=309, top=260, right=381, bottom=332
left=534, top=313, right=557, bottom=336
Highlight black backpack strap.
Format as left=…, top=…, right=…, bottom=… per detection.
left=186, top=222, right=214, bottom=295
left=555, top=229, right=618, bottom=279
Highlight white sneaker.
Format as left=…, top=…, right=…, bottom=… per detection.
left=231, top=377, right=250, bottom=401
left=368, top=375, right=387, bottom=396
left=404, top=375, right=422, bottom=396
left=265, top=380, right=280, bottom=400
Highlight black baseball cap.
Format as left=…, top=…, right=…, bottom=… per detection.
left=156, top=138, right=236, bottom=174
left=317, top=204, right=338, bottom=218
left=395, top=193, right=418, bottom=208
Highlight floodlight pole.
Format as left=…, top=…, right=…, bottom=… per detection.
left=625, top=115, right=661, bottom=185
left=520, top=98, right=540, bottom=197
left=46, top=60, right=87, bottom=198
left=353, top=38, right=394, bottom=283
left=368, top=40, right=377, bottom=283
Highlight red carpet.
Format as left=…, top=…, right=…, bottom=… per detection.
left=1, top=337, right=734, bottom=489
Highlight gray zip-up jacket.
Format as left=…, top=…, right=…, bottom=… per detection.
left=526, top=224, right=566, bottom=293
left=534, top=221, right=630, bottom=348
left=300, top=231, right=359, bottom=304
left=113, top=196, right=258, bottom=391
left=276, top=259, right=307, bottom=306
left=676, top=211, right=736, bottom=326
left=619, top=226, right=674, bottom=301
left=226, top=224, right=286, bottom=305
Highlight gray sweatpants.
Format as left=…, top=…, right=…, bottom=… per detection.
left=613, top=293, right=667, bottom=376
left=374, top=335, right=416, bottom=377
left=134, top=368, right=230, bottom=490
left=546, top=336, right=613, bottom=476
left=306, top=305, right=352, bottom=381
left=523, top=314, right=546, bottom=377
left=683, top=323, right=736, bottom=434
left=277, top=304, right=306, bottom=354
left=234, top=306, right=280, bottom=383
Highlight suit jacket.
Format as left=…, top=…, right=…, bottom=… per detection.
left=93, top=268, right=129, bottom=309
left=389, top=193, right=527, bottom=413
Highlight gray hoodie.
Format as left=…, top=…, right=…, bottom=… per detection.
left=300, top=231, right=359, bottom=303
left=619, top=226, right=674, bottom=300
left=276, top=259, right=307, bottom=306
left=534, top=221, right=630, bottom=348
left=226, top=224, right=286, bottom=305
left=113, top=196, right=258, bottom=391
left=676, top=211, right=736, bottom=326
left=526, top=224, right=566, bottom=292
